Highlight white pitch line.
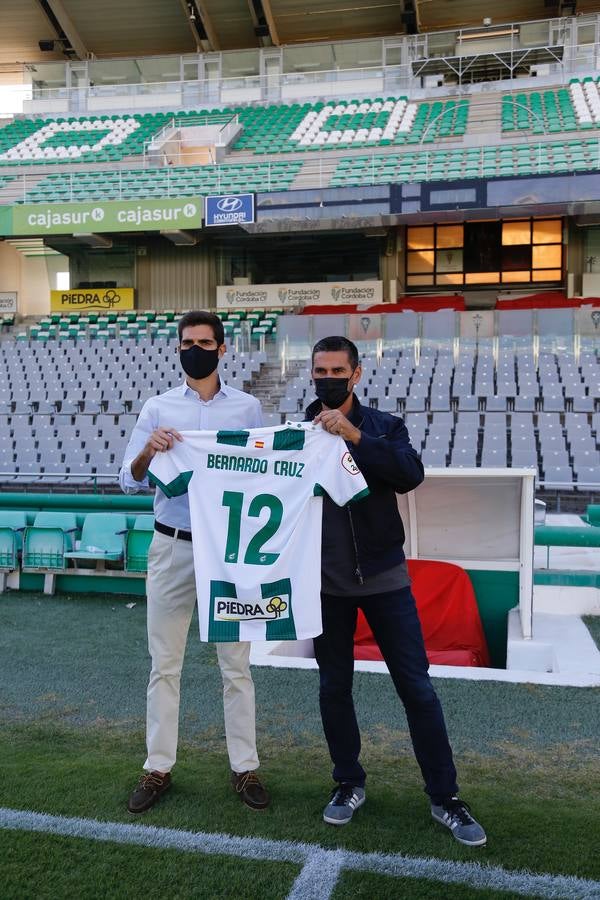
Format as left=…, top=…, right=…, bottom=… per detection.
left=1, top=807, right=599, bottom=900
left=287, top=848, right=346, bottom=900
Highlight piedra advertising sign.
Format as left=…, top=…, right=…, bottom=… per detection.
left=50, top=288, right=135, bottom=312
left=216, top=281, right=383, bottom=309
left=13, top=198, right=203, bottom=236
left=0, top=292, right=17, bottom=313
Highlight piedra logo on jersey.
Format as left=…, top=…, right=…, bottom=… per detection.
left=215, top=593, right=290, bottom=622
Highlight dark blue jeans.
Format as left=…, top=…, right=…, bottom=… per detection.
left=313, top=586, right=459, bottom=804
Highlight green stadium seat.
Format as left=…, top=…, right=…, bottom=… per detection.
left=0, top=510, right=27, bottom=588
left=22, top=511, right=79, bottom=575
left=64, top=513, right=128, bottom=566
left=125, top=515, right=155, bottom=573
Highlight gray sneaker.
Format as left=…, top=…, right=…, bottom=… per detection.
left=431, top=796, right=487, bottom=846
left=323, top=783, right=365, bottom=825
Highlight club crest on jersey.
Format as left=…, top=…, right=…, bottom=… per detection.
left=214, top=594, right=290, bottom=622
left=341, top=451, right=360, bottom=475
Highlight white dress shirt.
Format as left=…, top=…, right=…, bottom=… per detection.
left=119, top=380, right=263, bottom=531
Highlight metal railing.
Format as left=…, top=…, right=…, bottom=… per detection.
left=0, top=473, right=117, bottom=493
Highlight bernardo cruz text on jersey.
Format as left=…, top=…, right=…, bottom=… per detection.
left=148, top=423, right=369, bottom=643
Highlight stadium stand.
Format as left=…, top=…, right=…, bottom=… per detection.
left=502, top=89, right=577, bottom=134
left=16, top=161, right=303, bottom=203
left=0, top=98, right=468, bottom=170
left=233, top=97, right=467, bottom=152
left=1, top=324, right=598, bottom=494
left=5, top=135, right=599, bottom=205
left=0, top=113, right=173, bottom=165
left=23, top=310, right=280, bottom=343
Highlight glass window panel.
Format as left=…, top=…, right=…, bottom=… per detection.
left=407, top=250, right=434, bottom=273
left=436, top=273, right=464, bottom=285
left=407, top=275, right=435, bottom=286
left=436, top=224, right=464, bottom=249
left=222, top=50, right=260, bottom=78
left=502, top=245, right=531, bottom=271
left=577, top=23, right=596, bottom=45
left=31, top=62, right=67, bottom=92
left=385, top=46, right=402, bottom=66
left=90, top=59, right=140, bottom=85
left=333, top=40, right=382, bottom=69
left=436, top=249, right=463, bottom=272
left=532, top=269, right=562, bottom=282
left=407, top=227, right=434, bottom=250
left=502, top=220, right=531, bottom=245
left=532, top=245, right=562, bottom=269
left=501, top=271, right=531, bottom=283
left=136, top=56, right=182, bottom=83
left=465, top=272, right=500, bottom=284
left=283, top=44, right=333, bottom=73
left=533, top=219, right=561, bottom=244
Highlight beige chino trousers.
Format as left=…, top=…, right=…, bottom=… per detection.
left=144, top=530, right=259, bottom=774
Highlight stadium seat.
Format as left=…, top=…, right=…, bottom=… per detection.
left=64, top=513, right=128, bottom=566
left=0, top=510, right=27, bottom=590
left=22, top=511, right=79, bottom=592
left=125, top=515, right=155, bottom=573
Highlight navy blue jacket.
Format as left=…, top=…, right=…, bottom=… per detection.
left=305, top=395, right=424, bottom=578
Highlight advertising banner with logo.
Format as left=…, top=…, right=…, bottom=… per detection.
left=216, top=281, right=383, bottom=309
left=13, top=198, right=203, bottom=236
left=0, top=292, right=17, bottom=313
left=205, top=194, right=255, bottom=227
left=50, top=288, right=135, bottom=313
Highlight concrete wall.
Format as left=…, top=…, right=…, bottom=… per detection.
left=0, top=242, right=59, bottom=317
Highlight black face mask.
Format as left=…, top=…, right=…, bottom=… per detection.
left=180, top=345, right=220, bottom=380
left=314, top=376, right=352, bottom=409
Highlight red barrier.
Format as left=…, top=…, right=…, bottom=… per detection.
left=301, top=296, right=465, bottom=315
left=354, top=559, right=490, bottom=668
left=495, top=292, right=596, bottom=309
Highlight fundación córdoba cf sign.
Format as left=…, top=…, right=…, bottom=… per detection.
left=12, top=197, right=204, bottom=236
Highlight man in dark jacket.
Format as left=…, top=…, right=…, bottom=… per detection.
left=306, top=335, right=486, bottom=847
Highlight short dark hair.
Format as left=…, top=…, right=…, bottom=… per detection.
left=178, top=310, right=224, bottom=346
left=311, top=336, right=359, bottom=370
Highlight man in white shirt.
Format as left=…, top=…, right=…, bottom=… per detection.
left=119, top=310, right=269, bottom=813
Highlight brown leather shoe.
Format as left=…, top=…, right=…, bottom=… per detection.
left=231, top=770, right=270, bottom=810
left=127, top=771, right=172, bottom=814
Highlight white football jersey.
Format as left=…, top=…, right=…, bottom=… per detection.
left=148, top=422, right=369, bottom=642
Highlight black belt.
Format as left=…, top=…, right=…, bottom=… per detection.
left=155, top=521, right=193, bottom=542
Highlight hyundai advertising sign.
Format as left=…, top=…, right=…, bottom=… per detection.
left=205, top=194, right=255, bottom=226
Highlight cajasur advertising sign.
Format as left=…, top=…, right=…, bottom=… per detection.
left=13, top=197, right=203, bottom=236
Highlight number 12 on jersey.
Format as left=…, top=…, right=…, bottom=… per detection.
left=222, top=490, right=284, bottom=566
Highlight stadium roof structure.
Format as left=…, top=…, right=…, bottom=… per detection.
left=0, top=0, right=598, bottom=65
